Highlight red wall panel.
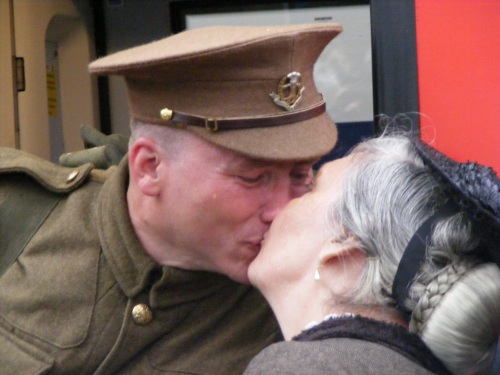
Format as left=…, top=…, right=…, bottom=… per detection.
left=415, top=0, right=500, bottom=175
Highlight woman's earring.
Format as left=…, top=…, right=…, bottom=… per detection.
left=314, top=268, right=321, bottom=282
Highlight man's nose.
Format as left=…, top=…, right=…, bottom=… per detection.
left=260, top=180, right=294, bottom=223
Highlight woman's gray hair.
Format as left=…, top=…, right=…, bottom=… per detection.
left=327, top=133, right=500, bottom=374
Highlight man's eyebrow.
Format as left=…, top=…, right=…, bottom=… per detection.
left=223, top=156, right=269, bottom=172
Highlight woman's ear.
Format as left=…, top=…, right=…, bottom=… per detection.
left=129, top=138, right=163, bottom=196
left=317, top=237, right=366, bottom=294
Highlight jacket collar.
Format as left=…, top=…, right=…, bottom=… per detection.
left=294, top=315, right=453, bottom=375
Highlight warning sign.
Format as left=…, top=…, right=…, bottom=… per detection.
left=46, top=70, right=58, bottom=117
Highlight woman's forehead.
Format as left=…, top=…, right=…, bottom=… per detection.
left=316, top=155, right=354, bottom=187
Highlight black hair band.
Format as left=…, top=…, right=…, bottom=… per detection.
left=392, top=201, right=459, bottom=315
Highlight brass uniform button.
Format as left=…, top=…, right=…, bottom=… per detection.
left=132, top=303, right=153, bottom=325
left=66, top=170, right=79, bottom=183
left=160, top=108, right=173, bottom=121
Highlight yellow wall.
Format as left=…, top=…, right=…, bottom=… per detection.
left=0, top=1, right=17, bottom=149
left=3, top=0, right=97, bottom=159
left=56, top=18, right=99, bottom=153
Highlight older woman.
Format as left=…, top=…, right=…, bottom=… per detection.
left=245, top=133, right=500, bottom=375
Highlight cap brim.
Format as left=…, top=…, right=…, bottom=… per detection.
left=187, top=112, right=337, bottom=161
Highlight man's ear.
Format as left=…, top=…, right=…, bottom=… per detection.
left=129, top=138, right=163, bottom=196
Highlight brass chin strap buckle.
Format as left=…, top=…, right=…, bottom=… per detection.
left=205, top=118, right=219, bottom=132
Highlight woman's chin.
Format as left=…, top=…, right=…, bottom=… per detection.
left=247, top=258, right=265, bottom=289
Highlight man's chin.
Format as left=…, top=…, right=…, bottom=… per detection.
left=224, top=272, right=250, bottom=285
left=226, top=262, right=253, bottom=285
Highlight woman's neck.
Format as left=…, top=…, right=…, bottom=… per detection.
left=267, top=287, right=329, bottom=340
left=273, top=299, right=408, bottom=340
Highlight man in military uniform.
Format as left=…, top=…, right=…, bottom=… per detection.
left=0, top=23, right=341, bottom=374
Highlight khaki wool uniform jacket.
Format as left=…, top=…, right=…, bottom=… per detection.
left=0, top=148, right=281, bottom=375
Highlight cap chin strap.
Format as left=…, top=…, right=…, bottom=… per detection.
left=392, top=201, right=459, bottom=315
left=159, top=100, right=326, bottom=132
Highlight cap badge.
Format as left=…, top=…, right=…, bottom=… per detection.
left=270, top=72, right=304, bottom=111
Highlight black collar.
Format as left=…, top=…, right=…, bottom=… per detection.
left=294, top=315, right=452, bottom=375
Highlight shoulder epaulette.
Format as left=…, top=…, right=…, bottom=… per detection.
left=0, top=147, right=94, bottom=193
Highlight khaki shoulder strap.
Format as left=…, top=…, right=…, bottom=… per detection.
left=0, top=178, right=62, bottom=278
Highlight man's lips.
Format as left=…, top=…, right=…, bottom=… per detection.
left=246, top=239, right=263, bottom=252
